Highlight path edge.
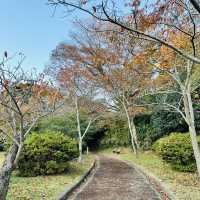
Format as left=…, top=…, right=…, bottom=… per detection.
left=55, top=157, right=97, bottom=200
left=115, top=156, right=176, bottom=200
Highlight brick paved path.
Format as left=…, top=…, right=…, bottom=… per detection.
left=74, top=156, right=161, bottom=200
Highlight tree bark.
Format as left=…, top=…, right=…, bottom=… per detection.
left=78, top=138, right=83, bottom=162
left=0, top=143, right=18, bottom=200
left=189, top=125, right=200, bottom=175
left=123, top=102, right=138, bottom=154
left=131, top=118, right=140, bottom=150
left=75, top=96, right=83, bottom=162
left=186, top=90, right=200, bottom=176
left=130, top=132, right=137, bottom=154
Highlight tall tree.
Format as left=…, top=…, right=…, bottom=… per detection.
left=0, top=54, right=62, bottom=199
left=50, top=56, right=104, bottom=162
left=49, top=24, right=150, bottom=153
left=48, top=0, right=200, bottom=176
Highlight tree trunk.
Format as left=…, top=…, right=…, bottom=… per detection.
left=131, top=119, right=140, bottom=150
left=75, top=95, right=83, bottom=162
left=181, top=88, right=200, bottom=176
left=130, top=132, right=137, bottom=154
left=0, top=143, right=18, bottom=200
left=189, top=125, right=200, bottom=175
left=123, top=103, right=138, bottom=154
left=186, top=90, right=200, bottom=176
left=78, top=138, right=83, bottom=162
left=13, top=143, right=23, bottom=167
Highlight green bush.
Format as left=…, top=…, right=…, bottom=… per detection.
left=153, top=133, right=200, bottom=172
left=18, top=132, right=78, bottom=176
left=33, top=116, right=68, bottom=134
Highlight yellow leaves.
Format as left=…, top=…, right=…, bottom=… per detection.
left=159, top=45, right=175, bottom=69
left=128, top=106, right=145, bottom=116
left=169, top=31, right=191, bottom=50
left=48, top=90, right=63, bottom=105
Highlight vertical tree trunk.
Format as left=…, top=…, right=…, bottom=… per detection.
left=189, top=125, right=200, bottom=175
left=75, top=96, right=83, bottom=162
left=130, top=132, right=137, bottom=154
left=131, top=118, right=140, bottom=150
left=126, top=115, right=137, bottom=153
left=0, top=144, right=18, bottom=200
left=78, top=138, right=83, bottom=162
left=186, top=90, right=200, bottom=176
left=123, top=102, right=138, bottom=154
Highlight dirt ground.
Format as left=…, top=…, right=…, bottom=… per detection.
left=72, top=156, right=161, bottom=200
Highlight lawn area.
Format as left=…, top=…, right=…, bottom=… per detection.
left=0, top=152, right=94, bottom=200
left=102, top=148, right=200, bottom=200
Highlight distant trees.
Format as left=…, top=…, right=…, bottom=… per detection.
left=0, top=54, right=62, bottom=200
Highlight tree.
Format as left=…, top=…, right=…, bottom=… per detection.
left=49, top=54, right=105, bottom=161
left=48, top=0, right=200, bottom=175
left=132, top=27, right=200, bottom=175
left=48, top=0, right=200, bottom=64
left=0, top=54, right=62, bottom=199
left=49, top=24, right=150, bottom=153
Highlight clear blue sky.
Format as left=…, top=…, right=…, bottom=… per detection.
left=0, top=0, right=76, bottom=72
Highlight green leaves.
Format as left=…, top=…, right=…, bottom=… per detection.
left=18, top=132, right=78, bottom=176
left=153, top=133, right=200, bottom=172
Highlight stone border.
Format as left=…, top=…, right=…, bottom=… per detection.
left=118, top=158, right=176, bottom=200
left=55, top=158, right=97, bottom=200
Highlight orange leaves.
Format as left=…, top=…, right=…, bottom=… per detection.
left=128, top=106, right=145, bottom=117
left=48, top=90, right=63, bottom=105
left=159, top=45, right=175, bottom=69
left=169, top=31, right=191, bottom=50
left=32, top=84, right=49, bottom=97
left=32, top=84, right=62, bottom=105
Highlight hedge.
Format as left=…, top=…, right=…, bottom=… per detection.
left=18, top=132, right=78, bottom=176
left=153, top=132, right=200, bottom=172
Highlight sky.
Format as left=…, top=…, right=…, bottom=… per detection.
left=0, top=0, right=77, bottom=72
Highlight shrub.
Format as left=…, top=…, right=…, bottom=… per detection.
left=18, top=132, right=78, bottom=176
left=153, top=133, right=200, bottom=172
left=33, top=116, right=68, bottom=134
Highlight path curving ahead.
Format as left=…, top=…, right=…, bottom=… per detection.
left=73, top=156, right=161, bottom=200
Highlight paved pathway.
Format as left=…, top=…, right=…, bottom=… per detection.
left=73, top=156, right=161, bottom=200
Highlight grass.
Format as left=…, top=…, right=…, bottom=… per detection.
left=0, top=152, right=94, bottom=200
left=102, top=148, right=200, bottom=200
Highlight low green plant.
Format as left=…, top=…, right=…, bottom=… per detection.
left=18, top=131, right=78, bottom=176
left=153, top=132, right=200, bottom=172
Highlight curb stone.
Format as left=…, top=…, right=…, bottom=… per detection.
left=55, top=158, right=97, bottom=200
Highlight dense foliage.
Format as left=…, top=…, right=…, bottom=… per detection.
left=18, top=132, right=78, bottom=176
left=133, top=111, right=187, bottom=150
left=34, top=116, right=68, bottom=134
left=34, top=113, right=105, bottom=150
left=153, top=133, right=200, bottom=172
left=100, top=117, right=130, bottom=148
